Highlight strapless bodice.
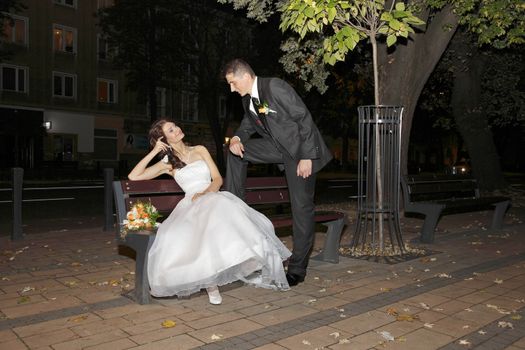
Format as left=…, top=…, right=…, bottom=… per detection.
left=174, top=160, right=211, bottom=195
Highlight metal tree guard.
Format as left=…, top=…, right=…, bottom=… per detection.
left=351, top=105, right=405, bottom=254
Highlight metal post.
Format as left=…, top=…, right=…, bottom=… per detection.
left=103, top=168, right=114, bottom=231
left=11, top=167, right=24, bottom=240
left=351, top=106, right=404, bottom=254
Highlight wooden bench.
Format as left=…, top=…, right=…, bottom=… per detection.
left=401, top=175, right=511, bottom=243
left=113, top=177, right=347, bottom=304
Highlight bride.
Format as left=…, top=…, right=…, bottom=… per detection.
left=128, top=118, right=291, bottom=304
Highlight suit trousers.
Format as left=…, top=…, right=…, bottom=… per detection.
left=226, top=138, right=316, bottom=277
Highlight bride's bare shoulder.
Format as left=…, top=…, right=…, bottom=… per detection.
left=192, top=145, right=209, bottom=155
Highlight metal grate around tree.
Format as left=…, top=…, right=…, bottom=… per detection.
left=351, top=105, right=405, bottom=254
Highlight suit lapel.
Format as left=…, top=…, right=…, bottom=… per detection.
left=242, top=94, right=266, bottom=132
left=256, top=78, right=272, bottom=131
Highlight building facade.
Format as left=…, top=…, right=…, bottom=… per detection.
left=1, top=0, right=227, bottom=178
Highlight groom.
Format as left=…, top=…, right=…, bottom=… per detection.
left=223, top=58, right=332, bottom=286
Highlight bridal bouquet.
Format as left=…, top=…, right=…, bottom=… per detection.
left=120, top=201, right=161, bottom=237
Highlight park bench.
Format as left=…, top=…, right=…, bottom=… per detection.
left=113, top=177, right=347, bottom=304
left=401, top=174, right=511, bottom=243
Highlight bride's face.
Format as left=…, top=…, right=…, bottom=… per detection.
left=162, top=122, right=184, bottom=144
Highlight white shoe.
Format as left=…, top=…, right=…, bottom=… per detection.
left=206, top=286, right=222, bottom=305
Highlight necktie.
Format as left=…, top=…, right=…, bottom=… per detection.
left=250, top=97, right=265, bottom=128
left=251, top=97, right=260, bottom=111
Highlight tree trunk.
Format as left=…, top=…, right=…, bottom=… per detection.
left=378, top=5, right=458, bottom=176
left=450, top=31, right=507, bottom=191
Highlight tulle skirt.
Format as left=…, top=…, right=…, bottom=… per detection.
left=147, top=191, right=291, bottom=297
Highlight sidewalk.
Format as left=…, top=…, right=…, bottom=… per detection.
left=1, top=203, right=525, bottom=349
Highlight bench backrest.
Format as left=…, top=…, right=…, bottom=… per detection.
left=113, top=177, right=290, bottom=234
left=401, top=175, right=480, bottom=203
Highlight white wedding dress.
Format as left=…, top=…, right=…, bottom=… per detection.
left=147, top=159, right=291, bottom=298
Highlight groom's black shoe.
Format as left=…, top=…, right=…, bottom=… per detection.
left=286, top=272, right=305, bottom=286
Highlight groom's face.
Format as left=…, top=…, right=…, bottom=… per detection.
left=226, top=72, right=252, bottom=97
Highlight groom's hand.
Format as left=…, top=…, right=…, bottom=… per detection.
left=297, top=159, right=312, bottom=178
left=229, top=137, right=245, bottom=158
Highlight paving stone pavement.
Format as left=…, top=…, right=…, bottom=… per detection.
left=1, top=204, right=525, bottom=350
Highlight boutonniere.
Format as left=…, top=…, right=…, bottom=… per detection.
left=256, top=100, right=277, bottom=116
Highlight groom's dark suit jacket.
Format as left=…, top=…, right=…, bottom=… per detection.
left=233, top=77, right=332, bottom=173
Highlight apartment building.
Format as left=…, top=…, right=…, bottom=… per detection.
left=0, top=0, right=220, bottom=176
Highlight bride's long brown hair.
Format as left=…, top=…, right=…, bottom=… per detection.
left=148, top=118, right=187, bottom=169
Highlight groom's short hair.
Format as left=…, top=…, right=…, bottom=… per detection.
left=223, top=58, right=255, bottom=78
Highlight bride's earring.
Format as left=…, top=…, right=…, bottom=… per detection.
left=206, top=286, right=222, bottom=305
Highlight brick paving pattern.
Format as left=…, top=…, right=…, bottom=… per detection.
left=1, top=204, right=524, bottom=349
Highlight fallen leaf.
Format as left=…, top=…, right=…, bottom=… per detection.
left=379, top=331, right=394, bottom=341
left=494, top=279, right=503, bottom=284
left=458, top=339, right=471, bottom=346
left=498, top=321, right=513, bottom=329
left=478, top=330, right=487, bottom=335
left=330, top=332, right=340, bottom=338
left=211, top=334, right=223, bottom=340
left=318, top=288, right=326, bottom=293
left=69, top=315, right=88, bottom=322
left=436, top=273, right=452, bottom=278
left=70, top=262, right=82, bottom=267
left=338, top=338, right=350, bottom=344
left=424, top=323, right=434, bottom=328
left=396, top=314, right=418, bottom=322
left=161, top=319, right=176, bottom=328
left=419, top=302, right=430, bottom=310
left=20, top=286, right=34, bottom=293
left=17, top=296, right=31, bottom=304
left=464, top=308, right=473, bottom=312
left=462, top=325, right=470, bottom=329
left=302, top=340, right=311, bottom=345
left=511, top=314, right=522, bottom=320
left=386, top=307, right=398, bottom=316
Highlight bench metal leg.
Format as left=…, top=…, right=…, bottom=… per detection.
left=311, top=218, right=345, bottom=264
left=123, top=234, right=155, bottom=304
left=491, top=200, right=510, bottom=229
left=420, top=210, right=441, bottom=244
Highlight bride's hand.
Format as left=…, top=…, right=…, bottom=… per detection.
left=191, top=192, right=206, bottom=202
left=153, top=137, right=170, bottom=154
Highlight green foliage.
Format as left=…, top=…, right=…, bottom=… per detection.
left=279, top=0, right=424, bottom=67
left=218, top=0, right=524, bottom=96
left=428, top=0, right=525, bottom=48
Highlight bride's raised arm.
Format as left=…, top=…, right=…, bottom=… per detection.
left=128, top=137, right=173, bottom=181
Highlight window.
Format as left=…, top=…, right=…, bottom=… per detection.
left=97, top=78, right=118, bottom=103
left=181, top=91, right=198, bottom=121
left=54, top=0, right=76, bottom=8
left=1, top=64, right=27, bottom=93
left=53, top=71, right=76, bottom=98
left=97, top=35, right=115, bottom=60
left=94, top=129, right=117, bottom=160
left=97, top=0, right=115, bottom=9
left=146, top=87, right=166, bottom=118
left=2, top=14, right=28, bottom=46
left=53, top=24, right=76, bottom=53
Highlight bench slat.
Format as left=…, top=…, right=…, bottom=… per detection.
left=245, top=189, right=290, bottom=205
left=122, top=180, right=183, bottom=194
left=401, top=174, right=510, bottom=244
